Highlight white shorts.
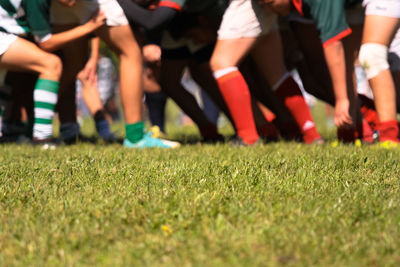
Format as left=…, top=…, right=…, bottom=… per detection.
left=50, top=0, right=128, bottom=26
left=0, top=31, right=17, bottom=56
left=363, top=0, right=400, bottom=19
left=218, top=0, right=278, bottom=39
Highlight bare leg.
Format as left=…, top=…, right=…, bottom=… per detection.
left=77, top=71, right=103, bottom=115
left=0, top=38, right=61, bottom=80
left=211, top=38, right=256, bottom=70
left=1, top=37, right=62, bottom=140
left=362, top=16, right=400, bottom=122
left=210, top=38, right=260, bottom=144
left=95, top=25, right=143, bottom=124
left=251, top=32, right=287, bottom=85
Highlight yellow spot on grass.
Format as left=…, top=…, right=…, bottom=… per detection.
left=162, top=225, right=173, bottom=235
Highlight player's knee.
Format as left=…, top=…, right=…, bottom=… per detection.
left=42, top=54, right=63, bottom=80
left=118, top=40, right=142, bottom=61
left=359, top=43, right=389, bottom=80
left=210, top=54, right=236, bottom=72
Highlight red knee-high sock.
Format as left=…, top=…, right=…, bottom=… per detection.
left=274, top=75, right=321, bottom=144
left=362, top=120, right=374, bottom=143
left=376, top=120, right=399, bottom=142
left=359, top=94, right=379, bottom=131
left=214, top=67, right=259, bottom=144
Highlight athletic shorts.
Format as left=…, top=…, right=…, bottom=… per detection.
left=161, top=31, right=214, bottom=63
left=217, top=0, right=278, bottom=39
left=50, top=0, right=128, bottom=26
left=0, top=31, right=17, bottom=56
left=363, top=0, right=400, bottom=19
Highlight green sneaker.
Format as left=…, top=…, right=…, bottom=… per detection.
left=123, top=133, right=180, bottom=148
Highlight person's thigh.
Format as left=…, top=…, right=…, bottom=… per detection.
left=95, top=25, right=141, bottom=57
left=0, top=37, right=61, bottom=80
left=363, top=16, right=400, bottom=45
left=210, top=38, right=257, bottom=70
left=95, top=24, right=143, bottom=123
left=0, top=32, right=18, bottom=59
left=251, top=30, right=287, bottom=86
left=211, top=0, right=272, bottom=69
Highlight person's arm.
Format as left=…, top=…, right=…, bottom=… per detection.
left=323, top=41, right=352, bottom=126
left=79, top=37, right=101, bottom=84
left=309, top=0, right=353, bottom=126
left=25, top=0, right=105, bottom=52
left=116, top=0, right=178, bottom=32
left=37, top=12, right=105, bottom=52
left=90, top=37, right=100, bottom=64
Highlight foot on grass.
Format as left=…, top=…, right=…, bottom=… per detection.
left=123, top=133, right=180, bottom=149
left=31, top=137, right=59, bottom=150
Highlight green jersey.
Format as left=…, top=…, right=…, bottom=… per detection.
left=159, top=0, right=228, bottom=17
left=0, top=0, right=51, bottom=40
left=292, top=0, right=362, bottom=47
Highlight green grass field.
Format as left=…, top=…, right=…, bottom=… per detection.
left=1, top=106, right=400, bottom=266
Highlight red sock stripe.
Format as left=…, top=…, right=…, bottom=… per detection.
left=275, top=76, right=321, bottom=144
left=216, top=70, right=259, bottom=144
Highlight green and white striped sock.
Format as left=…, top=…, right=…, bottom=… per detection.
left=33, top=79, right=59, bottom=140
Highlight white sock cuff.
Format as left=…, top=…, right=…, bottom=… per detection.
left=33, top=125, right=53, bottom=139
left=213, top=67, right=238, bottom=79
left=272, top=72, right=291, bottom=91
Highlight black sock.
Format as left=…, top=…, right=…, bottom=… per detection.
left=94, top=110, right=106, bottom=122
left=93, top=109, right=114, bottom=139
